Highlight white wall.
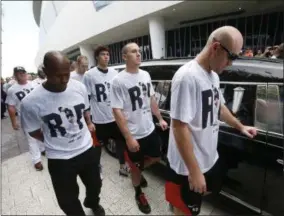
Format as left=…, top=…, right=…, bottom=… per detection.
left=35, top=1, right=182, bottom=65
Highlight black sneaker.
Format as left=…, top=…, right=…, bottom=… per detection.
left=92, top=205, right=105, bottom=216
left=140, top=175, right=148, bottom=188
left=135, top=193, right=151, bottom=214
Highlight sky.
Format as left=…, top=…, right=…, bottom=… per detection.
left=2, top=1, right=39, bottom=78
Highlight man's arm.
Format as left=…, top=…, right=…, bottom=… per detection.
left=150, top=96, right=163, bottom=121
left=29, top=129, right=44, bottom=142
left=84, top=109, right=92, bottom=125
left=20, top=99, right=43, bottom=141
left=220, top=104, right=243, bottom=131
left=7, top=105, right=18, bottom=129
left=172, top=119, right=201, bottom=176
left=170, top=77, right=200, bottom=174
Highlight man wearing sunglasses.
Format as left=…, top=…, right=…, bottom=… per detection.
left=165, top=26, right=258, bottom=215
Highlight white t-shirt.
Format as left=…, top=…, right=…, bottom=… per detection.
left=32, top=78, right=46, bottom=86
left=20, top=79, right=92, bottom=160
left=70, top=71, right=84, bottom=82
left=83, top=67, right=118, bottom=124
left=110, top=69, right=155, bottom=139
left=4, top=79, right=16, bottom=93
left=6, top=81, right=36, bottom=115
left=167, top=60, right=225, bottom=176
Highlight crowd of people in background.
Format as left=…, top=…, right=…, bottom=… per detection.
left=240, top=43, right=284, bottom=59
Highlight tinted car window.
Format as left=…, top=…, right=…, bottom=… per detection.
left=140, top=65, right=179, bottom=80
left=152, top=81, right=171, bottom=111
left=255, top=84, right=283, bottom=134
left=221, top=83, right=256, bottom=126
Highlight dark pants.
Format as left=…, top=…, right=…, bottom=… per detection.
left=48, top=147, right=102, bottom=216
left=95, top=121, right=126, bottom=165
left=1, top=102, right=6, bottom=118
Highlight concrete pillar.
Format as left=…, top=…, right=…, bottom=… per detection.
left=148, top=16, right=165, bottom=59
left=79, top=44, right=95, bottom=67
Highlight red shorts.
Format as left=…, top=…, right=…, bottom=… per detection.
left=165, top=158, right=228, bottom=216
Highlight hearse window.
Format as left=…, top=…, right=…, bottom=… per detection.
left=220, top=83, right=256, bottom=126
left=254, top=84, right=283, bottom=134
left=140, top=65, right=179, bottom=80
left=152, top=81, right=171, bottom=111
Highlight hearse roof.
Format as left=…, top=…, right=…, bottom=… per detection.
left=110, top=57, right=283, bottom=80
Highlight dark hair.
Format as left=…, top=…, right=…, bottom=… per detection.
left=94, top=45, right=109, bottom=59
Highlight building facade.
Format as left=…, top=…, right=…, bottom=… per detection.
left=33, top=1, right=284, bottom=66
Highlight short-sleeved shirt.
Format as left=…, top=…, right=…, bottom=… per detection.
left=6, top=81, right=36, bottom=115
left=83, top=67, right=118, bottom=124
left=20, top=79, right=92, bottom=159
left=70, top=71, right=84, bottom=82
left=110, top=69, right=155, bottom=139
left=167, top=60, right=225, bottom=175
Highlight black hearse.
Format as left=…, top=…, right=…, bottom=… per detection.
left=106, top=57, right=283, bottom=216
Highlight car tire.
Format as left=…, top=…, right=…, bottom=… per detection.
left=104, top=138, right=118, bottom=158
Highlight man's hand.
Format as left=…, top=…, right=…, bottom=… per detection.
left=159, top=119, right=168, bottom=131
left=87, top=123, right=96, bottom=132
left=240, top=125, right=257, bottom=139
left=12, top=122, right=19, bottom=130
left=188, top=171, right=207, bottom=194
left=126, top=137, right=140, bottom=152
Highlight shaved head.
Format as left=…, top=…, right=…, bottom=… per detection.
left=196, top=26, right=244, bottom=74
left=122, top=42, right=137, bottom=55
left=42, top=51, right=71, bottom=92
left=206, top=26, right=243, bottom=54
left=43, top=51, right=69, bottom=70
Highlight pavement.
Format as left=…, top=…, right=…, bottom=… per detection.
left=1, top=116, right=250, bottom=215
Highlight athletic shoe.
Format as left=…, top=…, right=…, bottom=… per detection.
left=135, top=193, right=151, bottom=214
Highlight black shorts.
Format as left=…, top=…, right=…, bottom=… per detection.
left=94, top=121, right=124, bottom=143
left=166, top=157, right=228, bottom=215
left=126, top=130, right=162, bottom=164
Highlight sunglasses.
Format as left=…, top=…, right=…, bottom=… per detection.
left=213, top=38, right=239, bottom=61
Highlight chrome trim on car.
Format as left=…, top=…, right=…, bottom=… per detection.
left=219, top=191, right=262, bottom=214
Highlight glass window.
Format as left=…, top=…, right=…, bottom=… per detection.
left=152, top=81, right=171, bottom=110
left=140, top=65, right=179, bottom=81
left=254, top=84, right=283, bottom=134
left=221, top=83, right=256, bottom=126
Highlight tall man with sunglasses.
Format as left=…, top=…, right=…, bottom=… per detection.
left=165, top=26, right=258, bottom=215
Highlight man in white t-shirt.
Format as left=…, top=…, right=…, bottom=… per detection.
left=20, top=51, right=105, bottom=216
left=83, top=45, right=130, bottom=177
left=32, top=64, right=46, bottom=86
left=70, top=55, right=89, bottom=82
left=110, top=42, right=168, bottom=214
left=165, top=26, right=258, bottom=216
left=6, top=66, right=45, bottom=171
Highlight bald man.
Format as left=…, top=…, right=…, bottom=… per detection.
left=165, top=26, right=258, bottom=215
left=70, top=56, right=89, bottom=82
left=20, top=51, right=105, bottom=216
